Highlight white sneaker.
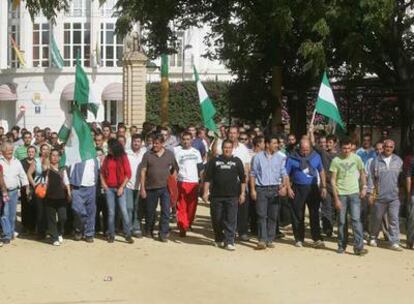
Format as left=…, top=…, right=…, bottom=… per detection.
left=363, top=239, right=368, bottom=245
left=369, top=239, right=378, bottom=247
left=214, top=241, right=224, bottom=248
left=13, top=231, right=19, bottom=238
left=0, top=241, right=3, bottom=247
left=295, top=241, right=303, bottom=248
left=58, top=235, right=63, bottom=244
left=225, top=244, right=236, bottom=251
left=53, top=241, right=60, bottom=246
left=390, top=244, right=403, bottom=252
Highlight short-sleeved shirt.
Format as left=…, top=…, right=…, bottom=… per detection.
left=174, top=146, right=202, bottom=183
left=330, top=153, right=364, bottom=195
left=205, top=155, right=245, bottom=197
left=233, top=143, right=251, bottom=166
left=141, top=149, right=178, bottom=189
left=192, top=138, right=206, bottom=158
left=14, top=144, right=30, bottom=161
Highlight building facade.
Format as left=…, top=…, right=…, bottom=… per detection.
left=0, top=0, right=231, bottom=132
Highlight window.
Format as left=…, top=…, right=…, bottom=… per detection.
left=65, top=0, right=90, bottom=17
left=63, top=23, right=91, bottom=67
left=100, top=0, right=116, bottom=17
left=8, top=0, right=20, bottom=19
left=33, top=23, right=50, bottom=67
left=104, top=100, right=124, bottom=128
left=169, top=32, right=184, bottom=67
left=8, top=24, right=20, bottom=68
left=100, top=23, right=123, bottom=67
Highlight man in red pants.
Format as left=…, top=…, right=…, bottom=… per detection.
left=174, top=132, right=203, bottom=237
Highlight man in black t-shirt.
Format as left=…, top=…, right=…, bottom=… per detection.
left=203, top=139, right=246, bottom=251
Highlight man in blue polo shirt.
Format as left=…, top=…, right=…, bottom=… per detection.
left=286, top=138, right=327, bottom=248
left=250, top=135, right=288, bottom=249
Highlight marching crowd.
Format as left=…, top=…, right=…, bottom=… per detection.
left=0, top=122, right=413, bottom=256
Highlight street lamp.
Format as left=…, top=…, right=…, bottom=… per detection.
left=182, top=44, right=193, bottom=81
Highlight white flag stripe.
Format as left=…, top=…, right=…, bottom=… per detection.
left=64, top=127, right=82, bottom=166
left=318, top=82, right=337, bottom=108
left=197, top=81, right=208, bottom=104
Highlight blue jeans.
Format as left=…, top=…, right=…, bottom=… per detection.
left=1, top=190, right=19, bottom=240
left=125, top=188, right=141, bottom=233
left=105, top=188, right=131, bottom=237
left=337, top=193, right=364, bottom=251
left=145, top=187, right=170, bottom=238
left=256, top=186, right=280, bottom=243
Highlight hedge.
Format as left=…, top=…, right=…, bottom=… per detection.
left=146, top=81, right=230, bottom=129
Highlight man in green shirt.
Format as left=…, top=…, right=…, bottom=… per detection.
left=14, top=131, right=32, bottom=161
left=330, top=137, right=368, bottom=255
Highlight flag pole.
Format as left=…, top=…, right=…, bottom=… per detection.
left=309, top=109, right=317, bottom=128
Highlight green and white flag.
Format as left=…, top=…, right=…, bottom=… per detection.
left=315, top=72, right=345, bottom=130
left=74, top=55, right=100, bottom=117
left=194, top=66, right=217, bottom=132
left=50, top=34, right=64, bottom=69
left=59, top=107, right=96, bottom=167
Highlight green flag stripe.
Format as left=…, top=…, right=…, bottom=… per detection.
left=315, top=100, right=345, bottom=129
left=74, top=56, right=89, bottom=104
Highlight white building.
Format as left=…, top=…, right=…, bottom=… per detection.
left=0, top=0, right=231, bottom=132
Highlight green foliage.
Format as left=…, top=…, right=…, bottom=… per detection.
left=25, top=0, right=68, bottom=21
left=146, top=82, right=230, bottom=129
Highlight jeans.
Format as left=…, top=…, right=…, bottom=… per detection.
left=237, top=189, right=250, bottom=236
left=95, top=190, right=108, bottom=234
left=210, top=197, right=238, bottom=245
left=256, top=186, right=280, bottom=243
left=0, top=189, right=18, bottom=240
left=321, top=190, right=335, bottom=234
left=125, top=188, right=142, bottom=234
left=106, top=188, right=131, bottom=237
left=337, top=193, right=364, bottom=251
left=370, top=200, right=400, bottom=245
left=290, top=184, right=322, bottom=242
left=145, top=187, right=170, bottom=238
left=407, top=196, right=414, bottom=246
left=72, top=186, right=96, bottom=237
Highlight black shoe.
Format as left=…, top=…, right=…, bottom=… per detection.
left=179, top=230, right=186, bottom=237
left=125, top=236, right=134, bottom=244
left=2, top=239, right=10, bottom=245
left=354, top=248, right=368, bottom=256
left=407, top=242, right=413, bottom=250
left=337, top=247, right=345, bottom=254
left=132, top=231, right=143, bottom=238
left=239, top=234, right=250, bottom=241
left=74, top=233, right=83, bottom=241
left=159, top=236, right=168, bottom=243
left=107, top=235, right=115, bottom=243
left=85, top=237, right=94, bottom=243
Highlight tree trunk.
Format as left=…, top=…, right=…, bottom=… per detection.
left=287, top=90, right=307, bottom=138
left=399, top=91, right=414, bottom=154
left=271, top=66, right=283, bottom=131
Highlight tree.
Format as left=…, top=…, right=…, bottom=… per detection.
left=328, top=0, right=414, bottom=151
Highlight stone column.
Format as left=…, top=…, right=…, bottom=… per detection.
left=123, top=50, right=147, bottom=129
left=0, top=0, right=8, bottom=69
left=20, top=3, right=33, bottom=67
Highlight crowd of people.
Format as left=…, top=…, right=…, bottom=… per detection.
left=0, top=122, right=413, bottom=256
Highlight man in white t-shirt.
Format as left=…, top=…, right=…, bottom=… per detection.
left=228, top=126, right=252, bottom=241
left=126, top=134, right=146, bottom=237
left=174, top=131, right=203, bottom=237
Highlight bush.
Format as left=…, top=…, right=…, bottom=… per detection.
left=146, top=81, right=230, bottom=129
